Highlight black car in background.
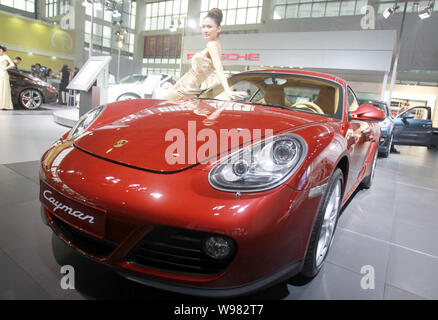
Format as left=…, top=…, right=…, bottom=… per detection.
left=359, top=99, right=394, bottom=157
left=393, top=106, right=434, bottom=149
left=8, top=69, right=58, bottom=110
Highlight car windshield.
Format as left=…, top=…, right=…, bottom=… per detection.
left=199, top=73, right=343, bottom=119
left=120, top=75, right=147, bottom=84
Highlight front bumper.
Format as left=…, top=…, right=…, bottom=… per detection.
left=39, top=140, right=320, bottom=295
left=116, top=258, right=303, bottom=297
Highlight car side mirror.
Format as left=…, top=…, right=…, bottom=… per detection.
left=402, top=112, right=414, bottom=119
left=350, top=104, right=386, bottom=122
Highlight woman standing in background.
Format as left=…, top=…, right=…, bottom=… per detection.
left=59, top=64, right=71, bottom=105
left=0, top=45, right=14, bottom=110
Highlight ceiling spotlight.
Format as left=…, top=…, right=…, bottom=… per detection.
left=383, top=4, right=400, bottom=19
left=169, top=20, right=177, bottom=32
left=418, top=2, right=434, bottom=19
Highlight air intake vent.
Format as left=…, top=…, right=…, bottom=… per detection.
left=128, top=226, right=236, bottom=275
left=51, top=214, right=118, bottom=257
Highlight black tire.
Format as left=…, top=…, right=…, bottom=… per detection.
left=117, top=93, right=141, bottom=101
left=361, top=149, right=378, bottom=189
left=301, top=168, right=344, bottom=278
left=19, top=89, right=43, bottom=110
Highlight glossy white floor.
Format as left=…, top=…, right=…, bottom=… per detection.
left=0, top=105, right=437, bottom=300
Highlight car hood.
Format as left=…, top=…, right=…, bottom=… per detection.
left=74, top=99, right=328, bottom=172
left=10, top=70, right=51, bottom=87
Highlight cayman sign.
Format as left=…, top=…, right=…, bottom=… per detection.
left=43, top=190, right=95, bottom=224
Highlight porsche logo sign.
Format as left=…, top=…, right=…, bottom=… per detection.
left=113, top=140, right=128, bottom=148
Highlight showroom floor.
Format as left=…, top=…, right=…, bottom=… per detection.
left=0, top=105, right=437, bottom=300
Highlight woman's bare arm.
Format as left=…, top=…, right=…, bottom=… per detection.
left=207, top=41, right=246, bottom=100
left=5, top=55, right=14, bottom=70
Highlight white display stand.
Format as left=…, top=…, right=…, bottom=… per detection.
left=67, top=56, right=112, bottom=117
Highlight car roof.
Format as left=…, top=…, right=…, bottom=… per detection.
left=245, top=69, right=346, bottom=86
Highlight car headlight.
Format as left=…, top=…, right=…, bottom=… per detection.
left=208, top=134, right=307, bottom=192
left=66, top=105, right=106, bottom=140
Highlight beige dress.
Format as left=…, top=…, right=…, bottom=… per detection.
left=166, top=50, right=215, bottom=102
left=0, top=55, right=13, bottom=110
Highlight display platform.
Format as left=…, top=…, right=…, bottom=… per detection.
left=53, top=108, right=79, bottom=128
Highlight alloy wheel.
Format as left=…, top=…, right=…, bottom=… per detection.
left=20, top=89, right=42, bottom=110
left=315, top=179, right=341, bottom=267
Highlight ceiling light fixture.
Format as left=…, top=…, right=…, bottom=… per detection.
left=418, top=1, right=434, bottom=19
left=383, top=4, right=400, bottom=19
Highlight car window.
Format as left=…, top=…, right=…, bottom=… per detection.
left=199, top=73, right=342, bottom=119
left=407, top=107, right=429, bottom=120
left=214, top=80, right=265, bottom=103
left=284, top=87, right=320, bottom=105
left=347, top=87, right=359, bottom=112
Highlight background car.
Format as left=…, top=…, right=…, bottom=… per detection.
left=393, top=105, right=434, bottom=149
left=107, top=73, right=176, bottom=102
left=8, top=68, right=58, bottom=110
left=39, top=69, right=384, bottom=297
left=359, top=99, right=394, bottom=157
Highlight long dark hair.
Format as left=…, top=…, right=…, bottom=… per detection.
left=0, top=45, right=7, bottom=52
left=61, top=64, right=69, bottom=72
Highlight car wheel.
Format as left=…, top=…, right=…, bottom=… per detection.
left=301, top=168, right=343, bottom=278
left=19, top=89, right=43, bottom=110
left=117, top=93, right=141, bottom=101
left=361, top=149, right=377, bottom=189
left=381, top=134, right=393, bottom=158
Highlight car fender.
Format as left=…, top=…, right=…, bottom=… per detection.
left=286, top=122, right=348, bottom=192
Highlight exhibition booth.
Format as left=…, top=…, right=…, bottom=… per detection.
left=1, top=0, right=438, bottom=303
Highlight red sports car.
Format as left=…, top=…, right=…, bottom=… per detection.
left=39, top=69, right=384, bottom=297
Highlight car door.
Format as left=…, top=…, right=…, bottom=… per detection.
left=345, top=86, right=372, bottom=192
left=393, top=106, right=432, bottom=146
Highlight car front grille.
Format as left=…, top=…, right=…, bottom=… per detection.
left=128, top=226, right=236, bottom=275
left=50, top=213, right=118, bottom=257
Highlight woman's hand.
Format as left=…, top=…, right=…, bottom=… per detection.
left=225, top=89, right=247, bottom=101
